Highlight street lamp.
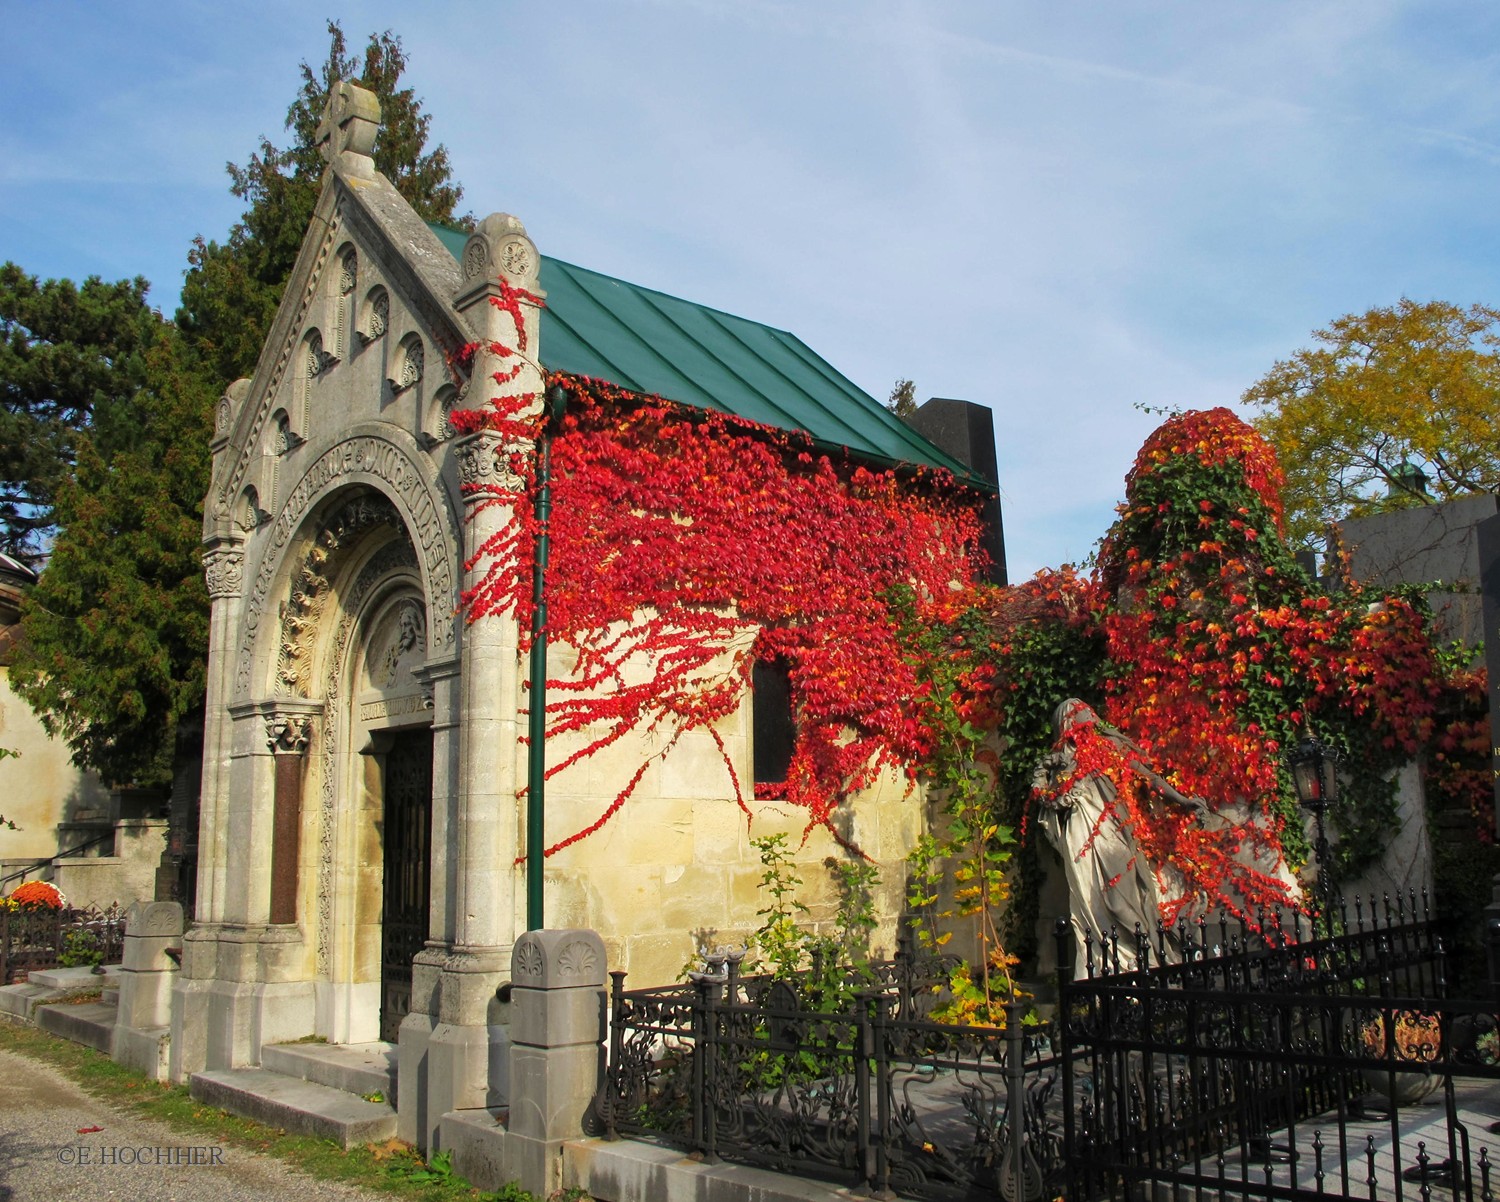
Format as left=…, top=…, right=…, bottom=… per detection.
left=1288, top=733, right=1341, bottom=934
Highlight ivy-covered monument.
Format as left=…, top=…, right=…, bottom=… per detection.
left=168, top=83, right=998, bottom=1146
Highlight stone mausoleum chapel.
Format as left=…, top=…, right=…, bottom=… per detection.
left=172, top=83, right=1000, bottom=1147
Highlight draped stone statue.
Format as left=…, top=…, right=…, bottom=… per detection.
left=1032, top=699, right=1207, bottom=976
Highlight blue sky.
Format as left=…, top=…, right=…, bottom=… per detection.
left=4, top=1, right=1499, bottom=577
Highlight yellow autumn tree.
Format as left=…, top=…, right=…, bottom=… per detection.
left=1243, top=299, right=1500, bottom=550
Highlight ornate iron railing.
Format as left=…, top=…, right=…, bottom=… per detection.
left=594, top=936, right=1064, bottom=1201
left=0, top=903, right=126, bottom=984
left=1060, top=892, right=1500, bottom=1202
left=596, top=895, right=1500, bottom=1201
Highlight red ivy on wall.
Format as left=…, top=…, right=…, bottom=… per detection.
left=456, top=292, right=987, bottom=854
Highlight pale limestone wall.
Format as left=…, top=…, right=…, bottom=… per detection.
left=52, top=819, right=168, bottom=909
left=0, top=668, right=111, bottom=861
left=538, top=639, right=925, bottom=988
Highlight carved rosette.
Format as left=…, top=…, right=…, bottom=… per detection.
left=265, top=714, right=313, bottom=755
left=455, top=432, right=525, bottom=496
left=203, top=549, right=245, bottom=600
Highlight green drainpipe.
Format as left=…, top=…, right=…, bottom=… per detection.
left=527, top=384, right=569, bottom=932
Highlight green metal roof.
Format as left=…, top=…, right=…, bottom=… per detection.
left=426, top=223, right=977, bottom=482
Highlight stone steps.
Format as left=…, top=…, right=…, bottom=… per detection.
left=190, top=1068, right=398, bottom=1148
left=260, top=1040, right=396, bottom=1099
left=35, top=999, right=118, bottom=1053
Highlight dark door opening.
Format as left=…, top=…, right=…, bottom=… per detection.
left=379, top=728, right=432, bottom=1043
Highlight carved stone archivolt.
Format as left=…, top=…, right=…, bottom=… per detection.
left=234, top=432, right=460, bottom=697
left=316, top=538, right=421, bottom=975
left=275, top=495, right=403, bottom=697
left=203, top=548, right=245, bottom=600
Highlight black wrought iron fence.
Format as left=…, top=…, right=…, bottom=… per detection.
left=593, top=935, right=1065, bottom=1201
left=596, top=895, right=1500, bottom=1202
left=0, top=903, right=126, bottom=984
left=1060, top=893, right=1500, bottom=1202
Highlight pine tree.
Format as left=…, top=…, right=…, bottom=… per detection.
left=0, top=265, right=161, bottom=565
left=9, top=327, right=212, bottom=787
left=178, top=21, right=465, bottom=384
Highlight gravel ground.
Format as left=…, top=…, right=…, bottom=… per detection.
left=0, top=1048, right=392, bottom=1202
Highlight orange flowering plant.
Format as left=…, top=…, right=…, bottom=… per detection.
left=6, top=880, right=65, bottom=909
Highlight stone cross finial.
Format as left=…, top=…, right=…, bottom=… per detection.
left=315, top=80, right=382, bottom=167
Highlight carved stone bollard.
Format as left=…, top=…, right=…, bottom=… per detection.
left=112, top=900, right=183, bottom=1079
left=505, top=929, right=607, bottom=1197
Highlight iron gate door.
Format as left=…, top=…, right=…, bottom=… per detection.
left=380, top=728, right=432, bottom=1043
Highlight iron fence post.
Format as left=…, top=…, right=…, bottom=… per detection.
left=1002, top=996, right=1029, bottom=1202
left=871, top=990, right=895, bottom=1200
left=1055, top=918, right=1079, bottom=1202
left=697, top=974, right=721, bottom=1165
left=604, top=970, right=627, bottom=1140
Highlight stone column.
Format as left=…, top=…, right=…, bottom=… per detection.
left=112, top=901, right=183, bottom=1080
left=196, top=533, right=246, bottom=923
left=171, top=524, right=243, bottom=1083
left=412, top=212, right=545, bottom=1149
left=266, top=714, right=312, bottom=925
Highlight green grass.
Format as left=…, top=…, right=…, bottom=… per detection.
left=0, top=1017, right=591, bottom=1201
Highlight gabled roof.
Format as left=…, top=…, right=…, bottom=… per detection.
left=426, top=224, right=980, bottom=485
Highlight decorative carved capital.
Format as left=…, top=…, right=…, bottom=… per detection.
left=203, top=548, right=245, bottom=600
left=455, top=431, right=525, bottom=494
left=266, top=714, right=313, bottom=755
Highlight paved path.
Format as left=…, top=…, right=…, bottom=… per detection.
left=0, top=1048, right=390, bottom=1202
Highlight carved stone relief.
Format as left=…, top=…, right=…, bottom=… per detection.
left=455, top=431, right=525, bottom=493
left=360, top=289, right=389, bottom=345
left=265, top=714, right=313, bottom=754
left=203, top=548, right=245, bottom=600
left=216, top=206, right=341, bottom=523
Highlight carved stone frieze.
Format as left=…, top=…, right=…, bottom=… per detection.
left=203, top=548, right=245, bottom=600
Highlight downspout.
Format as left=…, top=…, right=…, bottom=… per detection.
left=526, top=383, right=569, bottom=931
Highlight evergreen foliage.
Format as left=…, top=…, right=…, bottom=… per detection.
left=0, top=266, right=160, bottom=565
left=9, top=329, right=212, bottom=787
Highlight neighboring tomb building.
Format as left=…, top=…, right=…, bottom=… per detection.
left=171, top=83, right=1000, bottom=1144
left=0, top=554, right=164, bottom=908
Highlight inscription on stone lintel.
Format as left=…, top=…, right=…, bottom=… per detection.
left=360, top=693, right=428, bottom=722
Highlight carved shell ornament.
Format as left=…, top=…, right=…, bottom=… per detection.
left=514, top=940, right=545, bottom=978
left=557, top=940, right=600, bottom=979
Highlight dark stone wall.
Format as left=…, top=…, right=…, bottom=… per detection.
left=908, top=398, right=1008, bottom=586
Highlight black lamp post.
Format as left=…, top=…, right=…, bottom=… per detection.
left=1289, top=733, right=1341, bottom=935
